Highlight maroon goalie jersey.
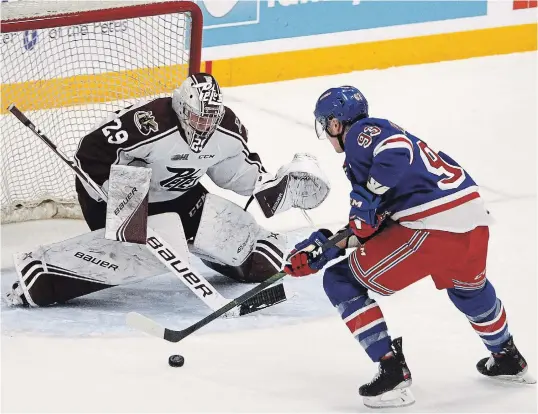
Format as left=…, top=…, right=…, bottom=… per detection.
left=75, top=97, right=267, bottom=202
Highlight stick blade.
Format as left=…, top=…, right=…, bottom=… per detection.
left=126, top=312, right=165, bottom=339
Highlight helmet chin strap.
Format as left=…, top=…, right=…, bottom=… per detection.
left=337, top=133, right=345, bottom=151
left=327, top=127, right=346, bottom=151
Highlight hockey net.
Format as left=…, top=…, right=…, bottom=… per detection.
left=0, top=0, right=202, bottom=223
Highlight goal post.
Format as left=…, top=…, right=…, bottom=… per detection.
left=0, top=1, right=203, bottom=223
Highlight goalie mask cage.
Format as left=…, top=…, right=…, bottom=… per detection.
left=0, top=1, right=202, bottom=223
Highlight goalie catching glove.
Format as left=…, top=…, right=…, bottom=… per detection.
left=284, top=229, right=344, bottom=277
left=254, top=153, right=330, bottom=218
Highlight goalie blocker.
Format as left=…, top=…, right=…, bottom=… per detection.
left=104, top=164, right=151, bottom=244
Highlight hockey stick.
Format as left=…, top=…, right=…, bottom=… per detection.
left=8, top=105, right=286, bottom=317
left=126, top=227, right=353, bottom=342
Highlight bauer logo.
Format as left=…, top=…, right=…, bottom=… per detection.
left=74, top=252, right=118, bottom=271
left=196, top=0, right=260, bottom=29
left=114, top=187, right=137, bottom=216
left=23, top=30, right=38, bottom=51
left=146, top=237, right=215, bottom=297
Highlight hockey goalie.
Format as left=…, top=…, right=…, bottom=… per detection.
left=5, top=73, right=330, bottom=308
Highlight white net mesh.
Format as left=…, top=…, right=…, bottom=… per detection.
left=1, top=0, right=199, bottom=223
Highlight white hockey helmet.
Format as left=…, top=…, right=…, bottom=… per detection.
left=172, top=73, right=224, bottom=153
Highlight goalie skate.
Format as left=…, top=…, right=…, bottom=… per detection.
left=3, top=282, right=28, bottom=307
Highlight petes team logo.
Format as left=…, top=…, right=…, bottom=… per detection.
left=161, top=167, right=203, bottom=191
left=195, top=76, right=222, bottom=106
left=134, top=111, right=159, bottom=135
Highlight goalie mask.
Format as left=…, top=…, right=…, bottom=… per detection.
left=172, top=73, right=225, bottom=153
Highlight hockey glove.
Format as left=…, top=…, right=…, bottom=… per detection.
left=284, top=229, right=344, bottom=277
left=349, top=185, right=383, bottom=239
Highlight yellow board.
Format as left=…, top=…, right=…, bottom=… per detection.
left=212, top=23, right=537, bottom=87
left=2, top=24, right=536, bottom=113
left=1, top=64, right=189, bottom=114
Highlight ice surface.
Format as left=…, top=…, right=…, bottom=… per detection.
left=1, top=52, right=536, bottom=412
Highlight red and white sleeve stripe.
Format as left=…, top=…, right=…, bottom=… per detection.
left=373, top=134, right=414, bottom=164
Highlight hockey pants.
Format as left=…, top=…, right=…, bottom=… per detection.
left=323, top=223, right=511, bottom=362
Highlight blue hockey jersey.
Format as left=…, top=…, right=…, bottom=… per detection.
left=344, top=118, right=491, bottom=232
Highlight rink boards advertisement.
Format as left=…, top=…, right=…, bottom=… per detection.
left=1, top=0, right=537, bottom=112
left=195, top=0, right=536, bottom=86
left=195, top=0, right=487, bottom=47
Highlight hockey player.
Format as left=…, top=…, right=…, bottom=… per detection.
left=284, top=86, right=535, bottom=408
left=6, top=73, right=330, bottom=307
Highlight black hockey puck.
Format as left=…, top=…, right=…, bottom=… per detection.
left=168, top=354, right=184, bottom=367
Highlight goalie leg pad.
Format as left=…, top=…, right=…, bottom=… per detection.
left=192, top=194, right=287, bottom=282
left=192, top=194, right=259, bottom=267
left=14, top=253, right=115, bottom=307
left=200, top=230, right=287, bottom=283
left=11, top=213, right=187, bottom=307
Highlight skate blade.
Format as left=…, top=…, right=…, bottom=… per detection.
left=363, top=387, right=415, bottom=409
left=3, top=292, right=24, bottom=307
left=488, top=369, right=537, bottom=385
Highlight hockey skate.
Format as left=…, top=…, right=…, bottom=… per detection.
left=3, top=282, right=28, bottom=307
left=359, top=337, right=415, bottom=408
left=476, top=336, right=536, bottom=384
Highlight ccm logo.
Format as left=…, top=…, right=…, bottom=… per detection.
left=350, top=198, right=363, bottom=208
left=146, top=236, right=213, bottom=297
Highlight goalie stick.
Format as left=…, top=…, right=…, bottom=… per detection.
left=126, top=227, right=353, bottom=343
left=8, top=104, right=287, bottom=317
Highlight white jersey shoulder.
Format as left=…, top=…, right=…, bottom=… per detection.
left=76, top=100, right=266, bottom=202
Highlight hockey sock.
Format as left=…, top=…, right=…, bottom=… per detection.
left=323, top=258, right=392, bottom=361
left=447, top=280, right=510, bottom=353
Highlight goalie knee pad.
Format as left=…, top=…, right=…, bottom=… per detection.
left=191, top=193, right=259, bottom=267
left=200, top=230, right=287, bottom=283
left=191, top=194, right=287, bottom=282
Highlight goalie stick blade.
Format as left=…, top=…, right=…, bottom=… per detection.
left=126, top=312, right=166, bottom=339
left=238, top=282, right=287, bottom=316
left=222, top=282, right=290, bottom=318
